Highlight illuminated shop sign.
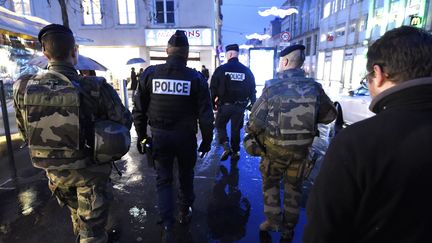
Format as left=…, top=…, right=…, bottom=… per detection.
left=145, top=28, right=213, bottom=46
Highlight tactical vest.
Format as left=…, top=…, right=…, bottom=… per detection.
left=262, top=77, right=320, bottom=157
left=147, top=65, right=199, bottom=131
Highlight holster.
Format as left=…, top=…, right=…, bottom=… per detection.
left=144, top=137, right=155, bottom=168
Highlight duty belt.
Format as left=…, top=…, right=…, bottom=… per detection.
left=223, top=101, right=248, bottom=106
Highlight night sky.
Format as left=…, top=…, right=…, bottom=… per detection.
left=221, top=0, right=286, bottom=46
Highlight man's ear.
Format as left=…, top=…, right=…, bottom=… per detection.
left=72, top=45, right=78, bottom=59
left=283, top=58, right=289, bottom=68
left=373, top=64, right=387, bottom=88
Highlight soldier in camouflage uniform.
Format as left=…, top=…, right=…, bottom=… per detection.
left=13, top=24, right=132, bottom=243
left=245, top=44, right=336, bottom=242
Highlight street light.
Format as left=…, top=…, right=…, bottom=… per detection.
left=258, top=6, right=298, bottom=18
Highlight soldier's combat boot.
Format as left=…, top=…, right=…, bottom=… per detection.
left=220, top=142, right=232, bottom=161
left=280, top=230, right=294, bottom=243
left=231, top=151, right=240, bottom=161
left=259, top=220, right=283, bottom=232
left=177, top=206, right=193, bottom=225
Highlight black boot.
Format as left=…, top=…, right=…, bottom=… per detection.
left=177, top=207, right=193, bottom=225
left=220, top=142, right=232, bottom=161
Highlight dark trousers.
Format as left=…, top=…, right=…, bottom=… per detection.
left=215, top=104, right=245, bottom=152
left=151, top=128, right=197, bottom=227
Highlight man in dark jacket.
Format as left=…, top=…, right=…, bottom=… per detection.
left=304, top=26, right=432, bottom=243
left=210, top=44, right=256, bottom=161
left=13, top=24, right=132, bottom=243
left=133, top=30, right=214, bottom=243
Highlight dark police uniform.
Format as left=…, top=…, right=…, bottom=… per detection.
left=210, top=44, right=256, bottom=160
left=133, top=31, right=214, bottom=232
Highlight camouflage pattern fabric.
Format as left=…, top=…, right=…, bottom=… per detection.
left=47, top=164, right=112, bottom=243
left=259, top=150, right=307, bottom=233
left=246, top=69, right=336, bottom=237
left=13, top=61, right=133, bottom=243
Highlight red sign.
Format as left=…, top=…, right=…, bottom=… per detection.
left=280, top=31, right=291, bottom=42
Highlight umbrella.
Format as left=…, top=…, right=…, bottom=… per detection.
left=27, top=54, right=108, bottom=71
left=126, top=58, right=146, bottom=65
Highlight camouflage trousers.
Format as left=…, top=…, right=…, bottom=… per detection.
left=46, top=163, right=113, bottom=243
left=259, top=150, right=308, bottom=232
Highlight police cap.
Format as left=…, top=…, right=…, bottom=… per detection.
left=279, top=44, right=305, bottom=57
left=38, top=24, right=74, bottom=44
left=168, top=30, right=189, bottom=47
left=225, top=44, right=239, bottom=52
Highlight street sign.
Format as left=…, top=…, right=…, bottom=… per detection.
left=280, top=31, right=291, bottom=42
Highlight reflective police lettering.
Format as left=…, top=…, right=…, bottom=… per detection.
left=225, top=72, right=245, bottom=81
left=152, top=79, right=191, bottom=96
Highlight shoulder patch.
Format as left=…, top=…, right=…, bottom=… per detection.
left=152, top=79, right=191, bottom=96
left=225, top=72, right=245, bottom=81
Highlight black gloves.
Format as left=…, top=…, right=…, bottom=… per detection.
left=198, top=124, right=213, bottom=157
left=198, top=140, right=211, bottom=153
left=137, top=135, right=147, bottom=154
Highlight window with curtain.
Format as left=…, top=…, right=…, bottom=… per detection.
left=13, top=0, right=31, bottom=15
left=82, top=0, right=103, bottom=25
left=118, top=0, right=136, bottom=25
left=155, top=0, right=174, bottom=24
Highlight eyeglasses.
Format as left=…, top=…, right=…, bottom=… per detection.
left=360, top=71, right=374, bottom=87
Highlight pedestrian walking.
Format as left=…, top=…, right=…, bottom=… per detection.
left=210, top=44, right=256, bottom=161
left=130, top=67, right=138, bottom=97
left=244, top=44, right=336, bottom=242
left=303, top=26, right=432, bottom=243
left=13, top=24, right=132, bottom=243
left=201, top=65, right=210, bottom=80
left=132, top=30, right=214, bottom=243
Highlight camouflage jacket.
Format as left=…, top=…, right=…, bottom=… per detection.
left=13, top=61, right=132, bottom=170
left=246, top=68, right=336, bottom=157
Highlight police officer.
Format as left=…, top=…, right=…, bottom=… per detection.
left=133, top=30, right=214, bottom=243
left=210, top=44, right=256, bottom=161
left=13, top=24, right=132, bottom=243
left=245, top=44, right=336, bottom=243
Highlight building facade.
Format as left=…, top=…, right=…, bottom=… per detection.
left=5, top=0, right=221, bottom=83
left=269, top=0, right=431, bottom=95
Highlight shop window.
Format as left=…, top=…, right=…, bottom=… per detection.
left=13, top=0, right=31, bottom=16
left=117, top=0, right=136, bottom=25
left=335, top=26, right=345, bottom=37
left=313, top=34, right=317, bottom=55
left=350, top=21, right=357, bottom=33
left=306, top=37, right=311, bottom=56
left=323, top=1, right=331, bottom=18
left=82, top=0, right=103, bottom=25
left=155, top=0, right=175, bottom=24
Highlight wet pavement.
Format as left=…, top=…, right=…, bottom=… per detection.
left=0, top=118, right=330, bottom=243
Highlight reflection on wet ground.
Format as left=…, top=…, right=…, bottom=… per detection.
left=0, top=123, right=331, bottom=243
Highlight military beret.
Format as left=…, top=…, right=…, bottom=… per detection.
left=168, top=30, right=189, bottom=47
left=38, top=24, right=74, bottom=43
left=225, top=44, right=239, bottom=52
left=279, top=44, right=305, bottom=57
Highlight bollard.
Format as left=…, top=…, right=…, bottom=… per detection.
left=0, top=80, right=17, bottom=180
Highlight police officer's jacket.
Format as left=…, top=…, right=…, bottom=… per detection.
left=210, top=57, right=256, bottom=106
left=133, top=55, right=214, bottom=138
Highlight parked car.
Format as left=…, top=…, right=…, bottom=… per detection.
left=332, top=84, right=375, bottom=133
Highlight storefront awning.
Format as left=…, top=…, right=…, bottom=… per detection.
left=0, top=6, right=92, bottom=43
